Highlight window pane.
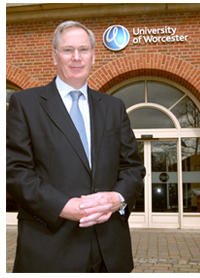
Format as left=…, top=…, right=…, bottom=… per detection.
left=6, top=87, right=19, bottom=110
left=129, top=108, right=175, bottom=129
left=7, top=88, right=16, bottom=103
left=182, top=138, right=200, bottom=213
left=113, top=82, right=145, bottom=108
left=172, top=97, right=200, bottom=128
left=147, top=81, right=183, bottom=108
left=152, top=141, right=178, bottom=212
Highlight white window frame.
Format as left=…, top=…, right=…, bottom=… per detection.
left=114, top=77, right=200, bottom=229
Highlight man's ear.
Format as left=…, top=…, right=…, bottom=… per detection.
left=92, top=53, right=95, bottom=65
left=52, top=49, right=57, bottom=65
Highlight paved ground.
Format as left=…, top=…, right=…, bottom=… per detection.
left=6, top=225, right=200, bottom=273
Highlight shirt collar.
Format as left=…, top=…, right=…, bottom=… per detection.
left=55, top=75, right=88, bottom=100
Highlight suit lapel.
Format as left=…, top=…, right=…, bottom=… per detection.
left=88, top=88, right=107, bottom=175
left=39, top=80, right=90, bottom=173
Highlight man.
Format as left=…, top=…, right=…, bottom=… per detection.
left=7, top=21, right=145, bottom=273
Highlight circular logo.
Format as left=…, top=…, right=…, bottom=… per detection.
left=159, top=173, right=169, bottom=183
left=103, top=25, right=130, bottom=51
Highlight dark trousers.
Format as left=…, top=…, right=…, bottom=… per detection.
left=87, top=228, right=108, bottom=273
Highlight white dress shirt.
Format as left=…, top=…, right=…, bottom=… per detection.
left=55, top=76, right=91, bottom=167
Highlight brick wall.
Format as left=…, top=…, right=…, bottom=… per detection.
left=6, top=11, right=200, bottom=100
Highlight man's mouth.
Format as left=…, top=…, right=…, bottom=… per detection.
left=70, top=65, right=83, bottom=69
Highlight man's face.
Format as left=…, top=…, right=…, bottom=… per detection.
left=53, top=27, right=95, bottom=89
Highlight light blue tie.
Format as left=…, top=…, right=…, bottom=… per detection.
left=69, top=90, right=89, bottom=162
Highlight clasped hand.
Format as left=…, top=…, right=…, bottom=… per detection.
left=60, top=192, right=121, bottom=228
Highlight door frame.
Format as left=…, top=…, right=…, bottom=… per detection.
left=128, top=128, right=200, bottom=229
left=130, top=137, right=180, bottom=229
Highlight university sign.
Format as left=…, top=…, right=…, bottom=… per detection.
left=103, top=25, right=189, bottom=51
left=132, top=26, right=189, bottom=44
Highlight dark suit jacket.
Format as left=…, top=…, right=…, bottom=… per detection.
left=7, top=79, right=145, bottom=273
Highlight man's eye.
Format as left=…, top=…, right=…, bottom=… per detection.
left=64, top=48, right=73, bottom=52
left=80, top=48, right=89, bottom=52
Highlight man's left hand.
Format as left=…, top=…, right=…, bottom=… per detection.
left=79, top=191, right=121, bottom=227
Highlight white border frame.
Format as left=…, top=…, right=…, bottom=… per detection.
left=124, top=77, right=200, bottom=229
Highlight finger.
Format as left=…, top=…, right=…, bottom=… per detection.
left=81, top=193, right=102, bottom=200
left=82, top=203, right=112, bottom=215
left=80, top=212, right=103, bottom=224
left=96, top=212, right=112, bottom=223
left=79, top=212, right=112, bottom=227
left=80, top=197, right=109, bottom=209
left=79, top=199, right=99, bottom=209
left=79, top=221, right=96, bottom=228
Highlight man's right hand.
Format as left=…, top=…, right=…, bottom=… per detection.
left=59, top=192, right=117, bottom=226
left=59, top=196, right=112, bottom=224
left=59, top=197, right=86, bottom=222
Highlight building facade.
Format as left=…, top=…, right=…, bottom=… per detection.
left=6, top=3, right=200, bottom=229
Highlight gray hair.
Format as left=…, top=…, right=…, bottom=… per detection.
left=53, top=21, right=96, bottom=50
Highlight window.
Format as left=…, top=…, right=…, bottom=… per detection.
left=113, top=78, right=200, bottom=218
left=182, top=138, right=200, bottom=212
left=129, top=107, right=175, bottom=129
left=113, top=79, right=200, bottom=129
left=6, top=82, right=20, bottom=109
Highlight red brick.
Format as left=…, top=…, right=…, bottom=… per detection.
left=6, top=11, right=200, bottom=101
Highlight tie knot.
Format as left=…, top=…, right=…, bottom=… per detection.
left=70, top=90, right=82, bottom=102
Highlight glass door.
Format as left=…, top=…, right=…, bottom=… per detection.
left=151, top=140, right=178, bottom=214
left=130, top=139, right=179, bottom=228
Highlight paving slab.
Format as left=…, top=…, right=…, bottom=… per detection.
left=6, top=226, right=200, bottom=273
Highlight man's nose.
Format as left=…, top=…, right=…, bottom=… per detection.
left=73, top=49, right=81, bottom=60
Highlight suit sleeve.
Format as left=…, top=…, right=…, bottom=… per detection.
left=114, top=101, right=146, bottom=217
left=7, top=94, right=68, bottom=231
